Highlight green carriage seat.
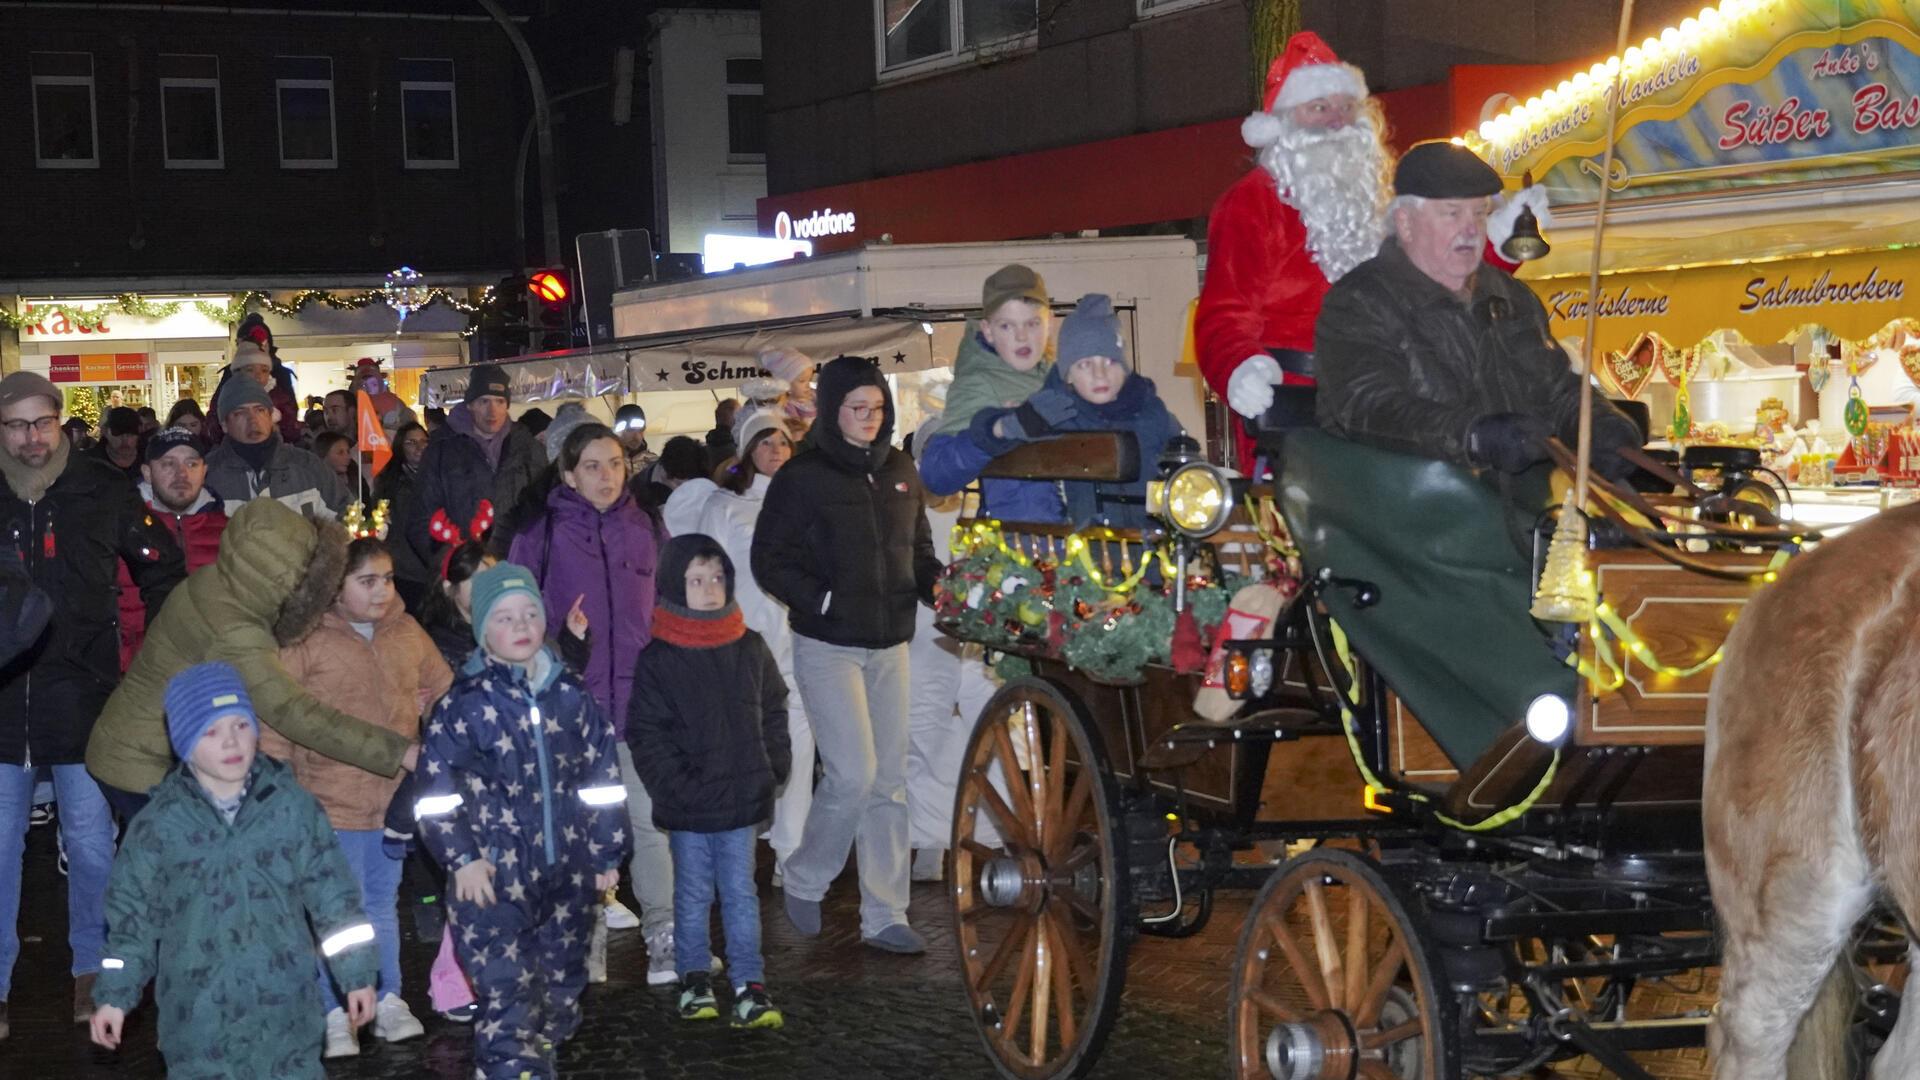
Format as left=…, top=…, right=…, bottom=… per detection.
left=1276, top=429, right=1577, bottom=768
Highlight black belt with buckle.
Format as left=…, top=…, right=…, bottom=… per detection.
left=1267, top=348, right=1316, bottom=378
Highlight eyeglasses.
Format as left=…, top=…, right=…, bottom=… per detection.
left=1, top=416, right=60, bottom=436
left=841, top=403, right=888, bottom=420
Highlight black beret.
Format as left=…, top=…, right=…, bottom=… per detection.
left=1394, top=140, right=1503, bottom=199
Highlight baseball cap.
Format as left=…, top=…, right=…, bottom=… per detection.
left=981, top=264, right=1049, bottom=318
left=0, top=372, right=63, bottom=413
left=104, top=407, right=143, bottom=437
left=144, top=426, right=205, bottom=464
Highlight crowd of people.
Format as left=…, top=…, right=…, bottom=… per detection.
left=0, top=25, right=1626, bottom=1078
left=0, top=243, right=1182, bottom=1078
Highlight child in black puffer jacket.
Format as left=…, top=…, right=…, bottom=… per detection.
left=628, top=533, right=790, bottom=1030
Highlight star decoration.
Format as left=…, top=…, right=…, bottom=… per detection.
left=656, top=369, right=670, bottom=382
left=893, top=351, right=907, bottom=365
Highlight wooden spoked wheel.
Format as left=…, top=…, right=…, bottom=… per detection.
left=1228, top=849, right=1452, bottom=1080
left=951, top=677, right=1129, bottom=1080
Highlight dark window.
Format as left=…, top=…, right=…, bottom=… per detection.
left=725, top=57, right=764, bottom=159
left=31, top=52, right=97, bottom=167
left=276, top=56, right=336, bottom=167
left=400, top=58, right=458, bottom=167
left=159, top=54, right=222, bottom=167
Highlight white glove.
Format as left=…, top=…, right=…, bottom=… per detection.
left=1487, top=185, right=1553, bottom=255
left=1226, top=354, right=1283, bottom=419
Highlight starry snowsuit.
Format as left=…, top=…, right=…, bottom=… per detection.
left=414, top=646, right=629, bottom=1080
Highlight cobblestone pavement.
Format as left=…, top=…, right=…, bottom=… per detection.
left=0, top=818, right=1712, bottom=1079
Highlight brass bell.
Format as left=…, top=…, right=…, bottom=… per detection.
left=1501, top=172, right=1551, bottom=262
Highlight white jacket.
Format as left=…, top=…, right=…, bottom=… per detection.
left=662, top=474, right=794, bottom=676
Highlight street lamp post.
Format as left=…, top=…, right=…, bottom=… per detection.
left=477, top=0, right=563, bottom=266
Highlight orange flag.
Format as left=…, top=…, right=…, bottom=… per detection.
left=356, top=389, right=392, bottom=477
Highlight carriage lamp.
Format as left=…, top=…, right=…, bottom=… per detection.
left=1226, top=651, right=1251, bottom=697
left=1248, top=648, right=1275, bottom=698
left=1224, top=646, right=1276, bottom=701
left=1156, top=462, right=1236, bottom=538
left=1524, top=693, right=1571, bottom=744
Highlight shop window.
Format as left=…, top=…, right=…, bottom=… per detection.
left=159, top=54, right=223, bottom=168
left=31, top=52, right=98, bottom=168
left=1135, top=0, right=1223, bottom=16
left=725, top=58, right=765, bottom=161
left=276, top=56, right=337, bottom=168
left=400, top=58, right=458, bottom=169
left=878, top=0, right=1035, bottom=75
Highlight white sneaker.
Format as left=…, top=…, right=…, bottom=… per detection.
left=372, top=992, right=425, bottom=1042
left=646, top=929, right=677, bottom=986
left=603, top=899, right=640, bottom=930
left=587, top=917, right=609, bottom=984
left=771, top=861, right=785, bottom=890
left=912, top=848, right=947, bottom=882
left=323, top=1006, right=359, bottom=1058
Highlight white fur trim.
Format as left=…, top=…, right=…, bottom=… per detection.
left=1271, top=63, right=1367, bottom=111
left=1241, top=111, right=1287, bottom=149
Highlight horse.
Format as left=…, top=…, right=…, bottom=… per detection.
left=1706, top=501, right=1920, bottom=1078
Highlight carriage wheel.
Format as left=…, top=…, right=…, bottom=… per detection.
left=1228, top=849, right=1453, bottom=1080
left=951, top=677, right=1130, bottom=1080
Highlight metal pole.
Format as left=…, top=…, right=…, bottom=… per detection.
left=478, top=0, right=562, bottom=266
left=1574, top=0, right=1637, bottom=513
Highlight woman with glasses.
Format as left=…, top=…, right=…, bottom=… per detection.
left=750, top=356, right=943, bottom=954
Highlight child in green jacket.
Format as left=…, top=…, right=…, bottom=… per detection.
left=89, top=661, right=379, bottom=1079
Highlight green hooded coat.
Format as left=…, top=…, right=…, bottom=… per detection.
left=86, top=497, right=410, bottom=795
left=93, top=754, right=377, bottom=1080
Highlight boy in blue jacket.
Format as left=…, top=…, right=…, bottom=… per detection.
left=970, top=293, right=1184, bottom=528
left=628, top=534, right=790, bottom=1029
left=414, top=563, right=631, bottom=1080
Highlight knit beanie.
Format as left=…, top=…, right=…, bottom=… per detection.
left=543, top=401, right=593, bottom=461
left=164, top=661, right=258, bottom=762
left=731, top=404, right=782, bottom=456
left=464, top=364, right=512, bottom=404
left=657, top=533, right=736, bottom=606
left=0, top=371, right=62, bottom=412
left=215, top=373, right=276, bottom=420
left=228, top=339, right=272, bottom=374
left=758, top=347, right=814, bottom=385
left=468, top=562, right=544, bottom=647
left=1055, top=293, right=1127, bottom=373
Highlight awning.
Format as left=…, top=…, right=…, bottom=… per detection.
left=419, top=315, right=939, bottom=407
left=1527, top=243, right=1916, bottom=359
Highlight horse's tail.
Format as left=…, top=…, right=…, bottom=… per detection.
left=1784, top=959, right=1855, bottom=1080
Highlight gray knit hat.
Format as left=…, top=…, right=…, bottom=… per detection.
left=215, top=374, right=275, bottom=419
left=0, top=371, right=62, bottom=413
left=1055, top=293, right=1126, bottom=372
left=543, top=401, right=593, bottom=461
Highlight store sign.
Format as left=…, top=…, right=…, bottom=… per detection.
left=1474, top=16, right=1920, bottom=203
left=772, top=208, right=857, bottom=241
left=47, top=353, right=151, bottom=383
left=1531, top=246, right=1913, bottom=358
left=19, top=298, right=230, bottom=343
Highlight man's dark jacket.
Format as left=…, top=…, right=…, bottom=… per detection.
left=752, top=358, right=942, bottom=650
left=0, top=444, right=184, bottom=765
left=1314, top=236, right=1638, bottom=466
left=404, top=420, right=546, bottom=568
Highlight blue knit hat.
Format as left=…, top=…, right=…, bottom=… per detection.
left=468, top=562, right=544, bottom=647
left=163, top=661, right=257, bottom=761
left=1055, top=293, right=1127, bottom=373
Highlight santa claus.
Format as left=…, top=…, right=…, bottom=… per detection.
left=1196, top=30, right=1548, bottom=466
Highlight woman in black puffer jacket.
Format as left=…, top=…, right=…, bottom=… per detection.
left=750, top=355, right=941, bottom=954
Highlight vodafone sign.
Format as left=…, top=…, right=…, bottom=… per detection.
left=773, top=207, right=857, bottom=241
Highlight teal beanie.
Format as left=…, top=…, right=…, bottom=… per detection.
left=468, top=562, right=544, bottom=647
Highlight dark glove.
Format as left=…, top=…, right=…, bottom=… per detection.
left=1012, top=387, right=1079, bottom=438
left=1589, top=412, right=1645, bottom=482
left=382, top=770, right=419, bottom=858
left=1466, top=412, right=1552, bottom=473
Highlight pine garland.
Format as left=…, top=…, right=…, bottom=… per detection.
left=1249, top=0, right=1303, bottom=106
left=0, top=288, right=485, bottom=332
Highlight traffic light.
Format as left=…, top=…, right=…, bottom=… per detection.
left=526, top=268, right=573, bottom=352
left=471, top=274, right=530, bottom=363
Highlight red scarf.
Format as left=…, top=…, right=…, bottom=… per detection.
left=652, top=602, right=746, bottom=648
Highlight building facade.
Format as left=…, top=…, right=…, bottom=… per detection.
left=649, top=4, right=767, bottom=259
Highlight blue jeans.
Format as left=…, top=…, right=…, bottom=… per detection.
left=0, top=762, right=114, bottom=997
left=318, top=829, right=403, bottom=1008
left=669, top=828, right=762, bottom=987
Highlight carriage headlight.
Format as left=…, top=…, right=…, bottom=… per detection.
left=1524, top=694, right=1570, bottom=744
left=1159, top=462, right=1234, bottom=538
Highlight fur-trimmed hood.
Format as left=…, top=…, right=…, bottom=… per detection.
left=201, top=498, right=348, bottom=644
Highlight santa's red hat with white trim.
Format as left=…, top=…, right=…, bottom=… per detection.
left=1242, top=31, right=1369, bottom=149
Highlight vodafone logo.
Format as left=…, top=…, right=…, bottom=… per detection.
left=773, top=207, right=857, bottom=241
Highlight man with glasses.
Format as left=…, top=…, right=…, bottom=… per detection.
left=0, top=372, right=184, bottom=1041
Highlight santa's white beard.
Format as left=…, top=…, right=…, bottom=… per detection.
left=1258, top=111, right=1390, bottom=282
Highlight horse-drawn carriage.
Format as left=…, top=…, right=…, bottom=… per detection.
left=934, top=403, right=1864, bottom=1080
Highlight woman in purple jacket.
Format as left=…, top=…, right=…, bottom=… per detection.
left=508, top=421, right=681, bottom=985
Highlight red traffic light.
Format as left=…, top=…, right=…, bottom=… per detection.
left=529, top=270, right=569, bottom=304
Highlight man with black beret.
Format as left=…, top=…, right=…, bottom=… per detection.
left=1315, top=139, right=1641, bottom=478
left=404, top=363, right=548, bottom=568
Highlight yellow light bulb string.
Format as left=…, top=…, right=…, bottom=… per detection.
left=952, top=520, right=1173, bottom=595
left=1325, top=620, right=1558, bottom=833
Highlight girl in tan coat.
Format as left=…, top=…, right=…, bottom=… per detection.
left=268, top=537, right=452, bottom=1059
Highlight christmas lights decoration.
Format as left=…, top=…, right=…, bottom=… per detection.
left=0, top=288, right=488, bottom=332
left=381, top=267, right=431, bottom=334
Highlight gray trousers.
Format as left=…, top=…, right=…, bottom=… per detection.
left=617, top=743, right=676, bottom=938
left=784, top=633, right=911, bottom=937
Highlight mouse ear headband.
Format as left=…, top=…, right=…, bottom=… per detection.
left=429, top=499, right=495, bottom=579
